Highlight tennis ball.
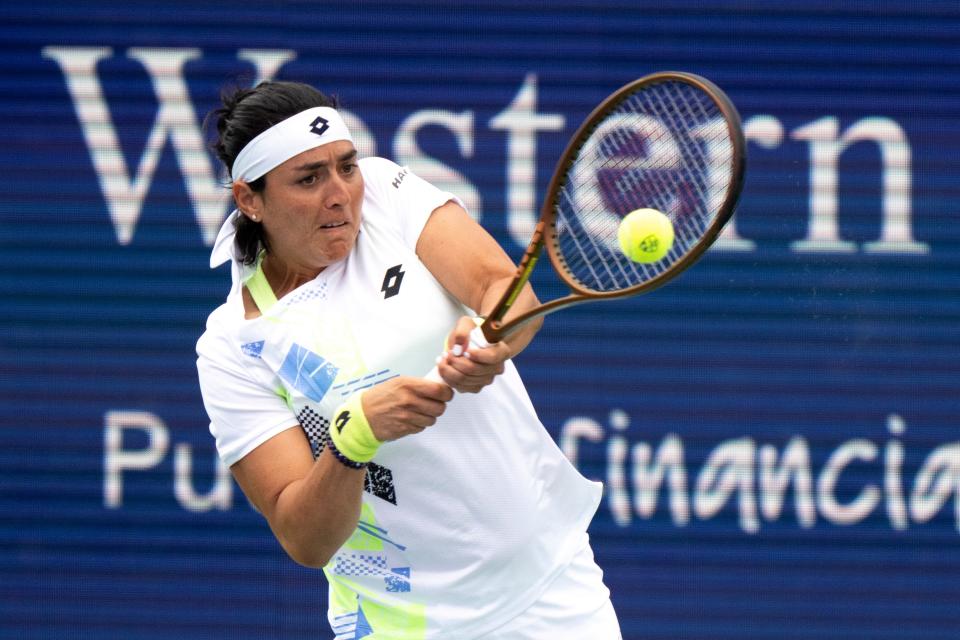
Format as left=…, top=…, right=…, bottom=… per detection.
left=617, top=208, right=674, bottom=263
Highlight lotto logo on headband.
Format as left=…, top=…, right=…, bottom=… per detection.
left=230, top=106, right=354, bottom=183
left=310, top=116, right=329, bottom=136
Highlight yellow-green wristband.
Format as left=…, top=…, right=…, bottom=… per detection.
left=329, top=392, right=380, bottom=463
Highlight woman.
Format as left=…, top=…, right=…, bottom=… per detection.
left=197, top=81, right=621, bottom=639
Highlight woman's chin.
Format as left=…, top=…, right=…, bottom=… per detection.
left=313, top=239, right=355, bottom=268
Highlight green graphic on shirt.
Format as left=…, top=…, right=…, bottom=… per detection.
left=347, top=503, right=385, bottom=551
left=326, top=504, right=425, bottom=639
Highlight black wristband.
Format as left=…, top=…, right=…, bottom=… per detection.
left=326, top=434, right=367, bottom=470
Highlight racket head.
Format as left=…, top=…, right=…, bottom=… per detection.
left=542, top=71, right=746, bottom=299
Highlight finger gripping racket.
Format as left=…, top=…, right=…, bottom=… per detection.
left=480, top=71, right=746, bottom=343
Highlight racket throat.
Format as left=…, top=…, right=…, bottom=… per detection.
left=483, top=221, right=546, bottom=341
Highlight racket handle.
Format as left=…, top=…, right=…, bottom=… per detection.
left=424, top=326, right=490, bottom=384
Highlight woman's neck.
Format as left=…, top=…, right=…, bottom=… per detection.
left=260, top=253, right=323, bottom=299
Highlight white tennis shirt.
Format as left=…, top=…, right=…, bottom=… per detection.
left=196, top=157, right=602, bottom=639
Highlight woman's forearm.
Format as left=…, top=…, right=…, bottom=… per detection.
left=249, top=449, right=366, bottom=569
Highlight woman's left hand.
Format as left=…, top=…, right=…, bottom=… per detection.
left=436, top=316, right=511, bottom=394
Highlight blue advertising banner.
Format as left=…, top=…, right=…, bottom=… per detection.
left=2, top=2, right=958, bottom=638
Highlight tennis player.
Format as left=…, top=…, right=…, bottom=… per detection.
left=196, top=80, right=621, bottom=639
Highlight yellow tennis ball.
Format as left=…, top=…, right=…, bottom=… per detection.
left=617, top=208, right=675, bottom=263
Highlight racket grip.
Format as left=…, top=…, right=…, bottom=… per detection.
left=424, top=326, right=490, bottom=384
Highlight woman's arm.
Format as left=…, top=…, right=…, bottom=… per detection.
left=231, top=427, right=365, bottom=568
left=230, top=376, right=452, bottom=568
left=416, top=200, right=543, bottom=391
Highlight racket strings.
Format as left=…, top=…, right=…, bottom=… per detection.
left=625, top=86, right=714, bottom=254
left=561, top=154, right=638, bottom=286
left=553, top=79, right=734, bottom=293
left=557, top=185, right=631, bottom=288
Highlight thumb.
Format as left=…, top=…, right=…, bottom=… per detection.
left=445, top=316, right=481, bottom=357
left=409, top=376, right=455, bottom=402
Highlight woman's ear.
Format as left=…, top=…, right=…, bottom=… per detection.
left=232, top=181, right=263, bottom=222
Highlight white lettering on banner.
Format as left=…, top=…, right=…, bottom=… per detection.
left=713, top=114, right=781, bottom=251
left=817, top=439, right=881, bottom=525
left=695, top=437, right=759, bottom=533
left=43, top=46, right=927, bottom=255
left=236, top=49, right=297, bottom=85
left=103, top=411, right=232, bottom=512
left=42, top=47, right=297, bottom=246
left=340, top=110, right=378, bottom=161
left=489, top=73, right=566, bottom=245
left=174, top=443, right=233, bottom=512
left=791, top=116, right=927, bottom=254
left=393, top=109, right=481, bottom=222
left=759, top=436, right=816, bottom=528
left=100, top=408, right=960, bottom=536
left=885, top=414, right=909, bottom=530
left=559, top=416, right=605, bottom=465
left=606, top=410, right=631, bottom=526
left=632, top=434, right=690, bottom=526
left=44, top=47, right=215, bottom=245
left=104, top=410, right=169, bottom=508
left=560, top=412, right=960, bottom=534
left=691, top=116, right=739, bottom=232
left=911, top=443, right=960, bottom=528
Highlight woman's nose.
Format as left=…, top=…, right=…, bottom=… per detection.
left=324, top=173, right=351, bottom=208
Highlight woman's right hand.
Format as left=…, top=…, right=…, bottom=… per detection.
left=361, top=376, right=454, bottom=442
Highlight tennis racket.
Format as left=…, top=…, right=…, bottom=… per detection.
left=482, top=70, right=744, bottom=343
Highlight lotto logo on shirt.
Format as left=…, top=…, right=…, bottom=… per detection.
left=381, top=265, right=405, bottom=299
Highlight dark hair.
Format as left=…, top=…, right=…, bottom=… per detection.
left=208, top=81, right=338, bottom=264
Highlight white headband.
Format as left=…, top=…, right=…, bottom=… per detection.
left=210, top=106, right=355, bottom=287
left=231, top=106, right=354, bottom=182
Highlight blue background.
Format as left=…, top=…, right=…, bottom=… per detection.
left=2, top=2, right=959, bottom=638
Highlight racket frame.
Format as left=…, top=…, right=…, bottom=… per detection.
left=481, top=71, right=746, bottom=343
